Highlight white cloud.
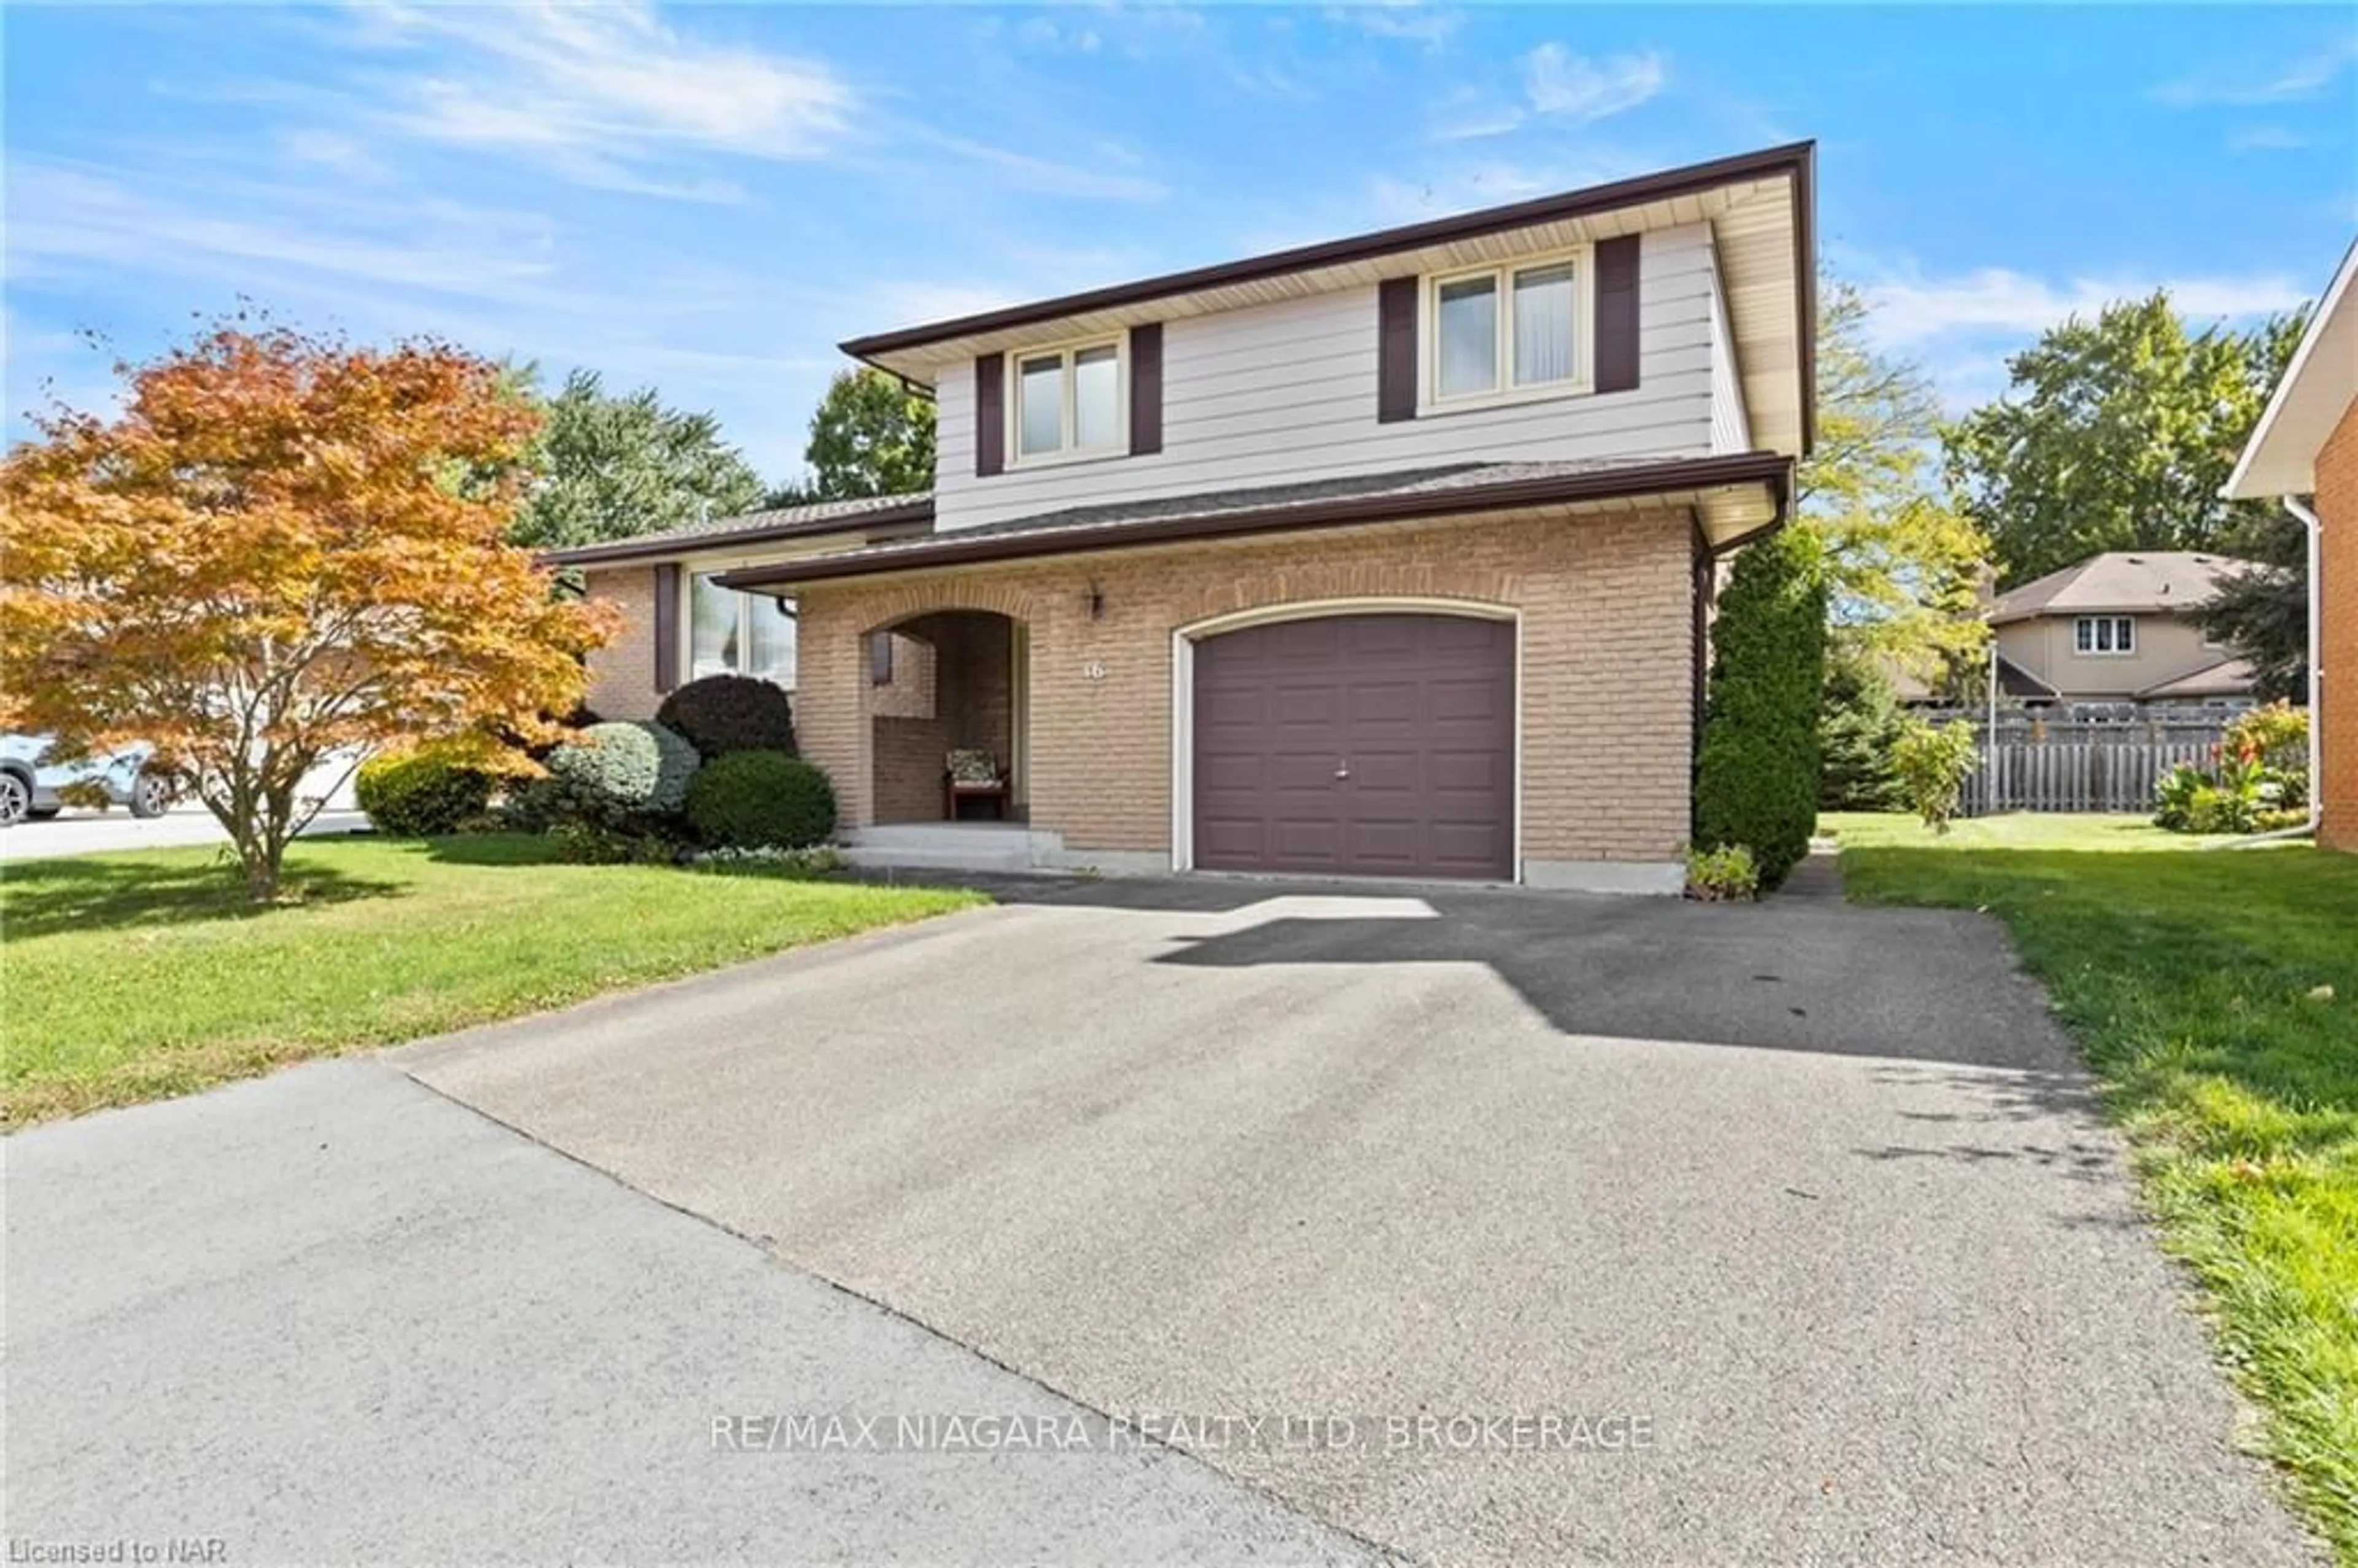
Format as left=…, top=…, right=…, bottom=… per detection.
left=5, top=160, right=562, bottom=301
left=1860, top=265, right=2310, bottom=349
left=1325, top=5, right=1464, bottom=49
left=1523, top=44, right=1667, bottom=124
left=362, top=1, right=855, bottom=162
left=2152, top=38, right=2357, bottom=107
left=1430, top=44, right=1667, bottom=141
left=2227, top=123, right=2308, bottom=152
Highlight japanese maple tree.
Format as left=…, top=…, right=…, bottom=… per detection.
left=1, top=320, right=617, bottom=901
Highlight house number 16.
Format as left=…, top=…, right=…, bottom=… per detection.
left=1082, top=661, right=1107, bottom=680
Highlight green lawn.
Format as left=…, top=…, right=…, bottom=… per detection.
left=1826, top=811, right=2358, bottom=1559
left=2, top=835, right=982, bottom=1128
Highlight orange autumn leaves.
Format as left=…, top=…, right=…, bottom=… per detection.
left=0, top=322, right=618, bottom=893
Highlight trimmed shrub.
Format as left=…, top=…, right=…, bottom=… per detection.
left=1694, top=526, right=1827, bottom=887
left=657, top=673, right=797, bottom=761
left=543, top=721, right=699, bottom=827
left=1889, top=716, right=1980, bottom=834
left=355, top=747, right=494, bottom=836
left=687, top=750, right=836, bottom=850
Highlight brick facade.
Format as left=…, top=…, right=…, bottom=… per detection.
left=2317, top=397, right=2357, bottom=852
left=581, top=565, right=662, bottom=721
left=789, top=507, right=1695, bottom=872
left=583, top=510, right=1697, bottom=874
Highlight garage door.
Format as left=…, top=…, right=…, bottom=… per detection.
left=1191, top=613, right=1514, bottom=879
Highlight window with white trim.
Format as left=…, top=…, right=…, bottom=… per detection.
left=1013, top=340, right=1123, bottom=461
left=2072, top=615, right=2135, bottom=656
left=689, top=572, right=796, bottom=686
left=1428, top=250, right=1587, bottom=405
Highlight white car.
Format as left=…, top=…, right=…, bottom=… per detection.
left=0, top=734, right=175, bottom=826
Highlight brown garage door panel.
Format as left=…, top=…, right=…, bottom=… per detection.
left=1192, top=613, right=1514, bottom=880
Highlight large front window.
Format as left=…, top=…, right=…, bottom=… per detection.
left=690, top=572, right=796, bottom=686
left=1429, top=252, right=1586, bottom=404
left=1014, top=341, right=1123, bottom=460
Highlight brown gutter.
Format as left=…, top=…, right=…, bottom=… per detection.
left=538, top=498, right=934, bottom=569
left=717, top=453, right=1794, bottom=591
left=842, top=141, right=1818, bottom=452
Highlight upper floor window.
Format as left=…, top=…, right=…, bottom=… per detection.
left=1429, top=250, right=1587, bottom=405
left=1014, top=340, right=1123, bottom=462
left=690, top=572, right=796, bottom=687
left=2073, top=615, right=2134, bottom=656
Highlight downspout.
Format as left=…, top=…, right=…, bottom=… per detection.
left=2226, top=494, right=2321, bottom=845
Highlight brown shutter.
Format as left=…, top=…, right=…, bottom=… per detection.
left=1594, top=235, right=1641, bottom=394
left=975, top=353, right=1005, bottom=477
left=1128, top=323, right=1163, bottom=456
left=652, top=562, right=681, bottom=694
left=1377, top=277, right=1418, bottom=422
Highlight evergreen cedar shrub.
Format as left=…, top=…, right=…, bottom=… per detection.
left=1818, top=642, right=1909, bottom=811
left=355, top=748, right=494, bottom=836
left=543, top=720, right=699, bottom=826
left=687, top=750, right=836, bottom=850
left=1693, top=526, right=1827, bottom=887
left=656, top=673, right=797, bottom=761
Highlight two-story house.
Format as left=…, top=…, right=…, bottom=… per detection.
left=549, top=142, right=1816, bottom=892
left=1987, top=550, right=2263, bottom=714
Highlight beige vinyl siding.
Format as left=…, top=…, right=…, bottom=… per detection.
left=1996, top=611, right=2234, bottom=700
left=1706, top=233, right=1753, bottom=454
left=934, top=223, right=1721, bottom=533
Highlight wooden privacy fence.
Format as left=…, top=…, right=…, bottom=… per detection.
left=1931, top=712, right=2231, bottom=815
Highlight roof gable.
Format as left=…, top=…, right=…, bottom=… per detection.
left=1990, top=551, right=2254, bottom=621
left=841, top=142, right=1816, bottom=459
left=2227, top=237, right=2355, bottom=499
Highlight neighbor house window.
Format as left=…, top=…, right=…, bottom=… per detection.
left=1429, top=251, right=1586, bottom=403
left=1013, top=340, right=1123, bottom=460
left=689, top=572, right=796, bottom=686
left=2073, top=616, right=2135, bottom=655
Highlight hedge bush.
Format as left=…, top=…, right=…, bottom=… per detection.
left=1693, top=526, right=1826, bottom=887
left=656, top=673, right=797, bottom=761
left=543, top=721, right=699, bottom=827
left=686, top=750, right=836, bottom=850
left=354, top=748, right=494, bottom=836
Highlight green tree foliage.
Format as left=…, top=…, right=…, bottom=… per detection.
left=2201, top=507, right=2309, bottom=702
left=1694, top=525, right=1828, bottom=887
left=1888, top=716, right=1980, bottom=834
left=799, top=368, right=936, bottom=501
left=508, top=369, right=766, bottom=551
left=1803, top=280, right=1990, bottom=676
left=1942, top=293, right=2307, bottom=586
left=1818, top=637, right=1909, bottom=810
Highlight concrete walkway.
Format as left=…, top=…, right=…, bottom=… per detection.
left=1, top=805, right=370, bottom=860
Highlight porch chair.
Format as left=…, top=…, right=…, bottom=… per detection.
left=943, top=748, right=1010, bottom=821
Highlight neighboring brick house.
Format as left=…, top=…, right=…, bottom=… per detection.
left=1986, top=551, right=2265, bottom=715
left=547, top=144, right=1817, bottom=891
left=2227, top=238, right=2356, bottom=852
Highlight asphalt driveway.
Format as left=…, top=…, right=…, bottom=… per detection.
left=395, top=877, right=2320, bottom=1567
left=6, top=1059, right=1382, bottom=1566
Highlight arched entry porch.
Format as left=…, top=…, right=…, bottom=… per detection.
left=865, top=608, right=1029, bottom=825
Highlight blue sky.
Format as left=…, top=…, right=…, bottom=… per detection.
left=6, top=3, right=2354, bottom=481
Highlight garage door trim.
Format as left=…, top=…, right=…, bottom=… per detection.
left=1169, top=597, right=1521, bottom=879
